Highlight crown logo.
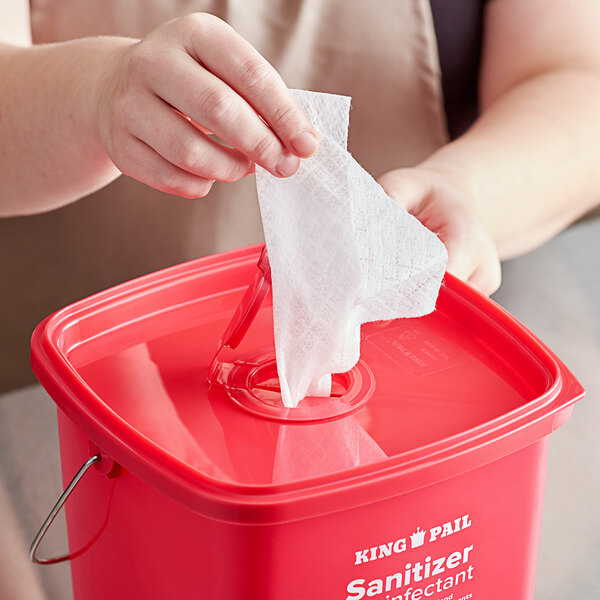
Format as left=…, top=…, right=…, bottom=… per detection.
left=410, top=527, right=426, bottom=548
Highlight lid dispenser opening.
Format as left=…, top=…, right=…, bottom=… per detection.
left=207, top=246, right=376, bottom=424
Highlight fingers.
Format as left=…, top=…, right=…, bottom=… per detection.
left=377, top=168, right=502, bottom=296
left=466, top=259, right=502, bottom=296
left=377, top=170, right=431, bottom=212
left=138, top=13, right=317, bottom=177
left=117, top=135, right=215, bottom=198
left=183, top=14, right=319, bottom=158
left=439, top=217, right=502, bottom=295
left=145, top=50, right=300, bottom=177
left=132, top=93, right=253, bottom=182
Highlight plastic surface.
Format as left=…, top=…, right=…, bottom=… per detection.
left=57, top=409, right=550, bottom=600
left=30, top=243, right=584, bottom=600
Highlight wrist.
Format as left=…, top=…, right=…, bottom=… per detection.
left=85, top=37, right=139, bottom=169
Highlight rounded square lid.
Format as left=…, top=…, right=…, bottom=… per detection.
left=31, top=245, right=583, bottom=523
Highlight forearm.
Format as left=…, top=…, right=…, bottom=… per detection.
left=422, top=74, right=600, bottom=259
left=0, top=37, right=133, bottom=216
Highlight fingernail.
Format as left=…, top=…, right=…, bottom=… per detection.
left=291, top=130, right=319, bottom=157
left=276, top=153, right=300, bottom=177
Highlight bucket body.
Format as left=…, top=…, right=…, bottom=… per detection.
left=31, top=244, right=583, bottom=600
left=58, top=408, right=549, bottom=600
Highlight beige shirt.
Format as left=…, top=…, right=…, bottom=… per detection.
left=0, top=0, right=448, bottom=391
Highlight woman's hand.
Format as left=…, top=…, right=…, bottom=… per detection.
left=378, top=166, right=501, bottom=295
left=96, top=13, right=319, bottom=199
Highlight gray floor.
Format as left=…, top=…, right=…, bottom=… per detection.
left=0, top=218, right=598, bottom=600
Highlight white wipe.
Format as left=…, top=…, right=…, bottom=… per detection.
left=256, top=90, right=447, bottom=408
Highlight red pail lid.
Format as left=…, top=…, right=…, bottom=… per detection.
left=31, top=244, right=584, bottom=524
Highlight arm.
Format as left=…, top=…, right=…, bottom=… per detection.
left=0, top=12, right=318, bottom=217
left=0, top=37, right=124, bottom=216
left=379, top=0, right=600, bottom=293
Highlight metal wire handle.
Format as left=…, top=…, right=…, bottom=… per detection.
left=30, top=454, right=101, bottom=565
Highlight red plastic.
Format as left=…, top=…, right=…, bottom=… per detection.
left=31, top=243, right=584, bottom=600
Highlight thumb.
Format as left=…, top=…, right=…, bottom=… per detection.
left=377, top=169, right=430, bottom=213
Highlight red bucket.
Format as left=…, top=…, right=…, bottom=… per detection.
left=30, top=244, right=583, bottom=600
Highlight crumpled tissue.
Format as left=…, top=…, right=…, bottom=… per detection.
left=256, top=90, right=447, bottom=408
